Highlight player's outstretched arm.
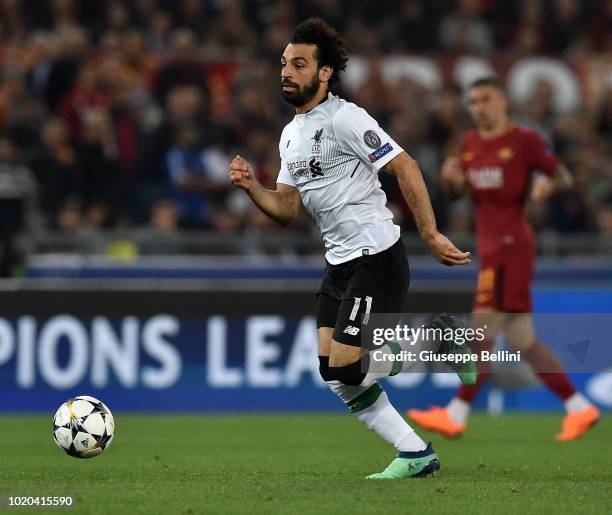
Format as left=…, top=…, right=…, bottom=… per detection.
left=385, top=152, right=471, bottom=266
left=229, top=155, right=301, bottom=225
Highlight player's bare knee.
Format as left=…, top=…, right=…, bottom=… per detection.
left=317, top=328, right=334, bottom=382
left=328, top=339, right=364, bottom=367
left=318, top=327, right=333, bottom=357
left=328, top=340, right=367, bottom=386
left=503, top=314, right=537, bottom=351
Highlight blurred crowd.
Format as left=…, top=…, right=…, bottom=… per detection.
left=0, top=0, right=611, bottom=265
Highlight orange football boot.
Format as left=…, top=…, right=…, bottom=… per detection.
left=407, top=406, right=465, bottom=438
left=556, top=405, right=600, bottom=441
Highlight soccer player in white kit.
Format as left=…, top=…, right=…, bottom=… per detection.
left=229, top=18, right=472, bottom=479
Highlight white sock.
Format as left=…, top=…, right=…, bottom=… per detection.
left=361, top=356, right=393, bottom=387
left=563, top=392, right=591, bottom=413
left=360, top=339, right=422, bottom=387
left=327, top=380, right=426, bottom=452
left=447, top=397, right=470, bottom=425
left=396, top=431, right=429, bottom=453
left=356, top=391, right=427, bottom=452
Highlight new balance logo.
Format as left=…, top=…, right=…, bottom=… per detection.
left=343, top=325, right=360, bottom=335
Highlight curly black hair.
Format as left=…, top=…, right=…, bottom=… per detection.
left=290, top=18, right=348, bottom=86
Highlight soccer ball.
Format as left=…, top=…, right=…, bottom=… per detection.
left=52, top=395, right=115, bottom=459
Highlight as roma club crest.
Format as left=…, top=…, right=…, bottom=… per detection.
left=498, top=147, right=514, bottom=160
left=462, top=151, right=475, bottom=162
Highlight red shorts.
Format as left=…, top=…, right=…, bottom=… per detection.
left=474, top=248, right=534, bottom=313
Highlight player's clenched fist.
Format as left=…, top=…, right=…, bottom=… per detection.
left=229, top=155, right=256, bottom=192
left=530, top=175, right=554, bottom=202
left=441, top=156, right=465, bottom=189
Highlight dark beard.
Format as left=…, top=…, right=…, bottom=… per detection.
left=281, top=74, right=321, bottom=107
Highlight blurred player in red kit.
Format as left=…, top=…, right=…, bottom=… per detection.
left=408, top=77, right=600, bottom=441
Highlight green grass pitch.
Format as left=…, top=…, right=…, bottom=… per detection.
left=0, top=413, right=610, bottom=514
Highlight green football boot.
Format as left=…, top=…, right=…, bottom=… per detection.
left=367, top=443, right=440, bottom=479
left=430, top=314, right=478, bottom=386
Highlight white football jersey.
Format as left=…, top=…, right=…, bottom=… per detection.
left=277, top=93, right=403, bottom=264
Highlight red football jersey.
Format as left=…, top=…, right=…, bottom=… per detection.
left=460, top=124, right=559, bottom=257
